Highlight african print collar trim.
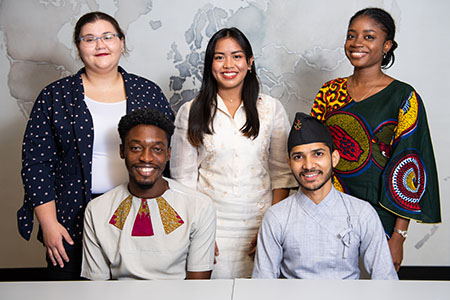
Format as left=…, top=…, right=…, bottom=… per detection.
left=109, top=194, right=184, bottom=236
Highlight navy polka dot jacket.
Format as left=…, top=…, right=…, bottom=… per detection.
left=18, top=66, right=174, bottom=242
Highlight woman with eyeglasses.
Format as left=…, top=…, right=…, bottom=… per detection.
left=17, top=11, right=173, bottom=280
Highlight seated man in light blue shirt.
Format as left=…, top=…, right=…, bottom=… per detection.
left=252, top=113, right=397, bottom=279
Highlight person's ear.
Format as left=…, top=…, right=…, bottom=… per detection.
left=120, top=38, right=125, bottom=53
left=120, top=144, right=124, bottom=159
left=383, top=40, right=393, bottom=56
left=287, top=154, right=291, bottom=169
left=331, top=149, right=340, bottom=168
left=248, top=56, right=254, bottom=71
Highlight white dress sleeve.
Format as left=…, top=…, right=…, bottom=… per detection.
left=267, top=97, right=297, bottom=189
left=170, top=101, right=199, bottom=188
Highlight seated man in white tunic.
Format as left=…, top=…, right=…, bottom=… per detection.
left=252, top=113, right=397, bottom=280
left=82, top=108, right=216, bottom=280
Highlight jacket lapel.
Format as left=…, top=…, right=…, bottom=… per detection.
left=71, top=68, right=94, bottom=204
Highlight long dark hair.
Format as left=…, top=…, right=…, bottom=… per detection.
left=349, top=8, right=398, bottom=69
left=187, top=27, right=260, bottom=147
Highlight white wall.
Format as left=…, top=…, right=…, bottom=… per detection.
left=0, top=0, right=448, bottom=268
left=388, top=0, right=450, bottom=265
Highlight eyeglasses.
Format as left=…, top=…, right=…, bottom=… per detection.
left=79, top=33, right=119, bottom=46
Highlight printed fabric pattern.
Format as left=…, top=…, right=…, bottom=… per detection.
left=311, top=78, right=440, bottom=235
left=109, top=195, right=184, bottom=236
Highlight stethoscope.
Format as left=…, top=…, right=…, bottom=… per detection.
left=337, top=193, right=353, bottom=259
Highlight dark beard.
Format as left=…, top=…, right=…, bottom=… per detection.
left=296, top=167, right=333, bottom=192
left=135, top=181, right=155, bottom=190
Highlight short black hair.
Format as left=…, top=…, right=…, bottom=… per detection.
left=118, top=108, right=175, bottom=145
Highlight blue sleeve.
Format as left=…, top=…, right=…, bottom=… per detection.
left=359, top=204, right=398, bottom=280
left=18, top=87, right=58, bottom=240
left=252, top=209, right=283, bottom=278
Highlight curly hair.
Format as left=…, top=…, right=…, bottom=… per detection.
left=118, top=108, right=175, bottom=144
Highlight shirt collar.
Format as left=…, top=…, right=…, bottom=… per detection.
left=216, top=94, right=244, bottom=118
left=295, top=186, right=338, bottom=216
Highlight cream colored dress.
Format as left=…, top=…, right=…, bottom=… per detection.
left=170, top=94, right=296, bottom=278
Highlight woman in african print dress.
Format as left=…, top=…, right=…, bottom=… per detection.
left=311, top=8, right=441, bottom=272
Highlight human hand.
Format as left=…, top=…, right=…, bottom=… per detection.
left=41, top=221, right=74, bottom=268
left=388, top=233, right=405, bottom=272
left=248, top=234, right=257, bottom=257
left=214, top=241, right=219, bottom=264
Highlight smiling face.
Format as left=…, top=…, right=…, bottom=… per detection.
left=345, top=15, right=392, bottom=70
left=78, top=19, right=124, bottom=73
left=288, top=142, right=340, bottom=202
left=120, top=124, right=170, bottom=198
left=211, top=37, right=253, bottom=95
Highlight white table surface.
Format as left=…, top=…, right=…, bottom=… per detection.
left=1, top=279, right=449, bottom=300
left=232, top=279, right=450, bottom=300
left=0, top=279, right=234, bottom=300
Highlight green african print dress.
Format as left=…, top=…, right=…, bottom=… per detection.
left=311, top=78, right=441, bottom=236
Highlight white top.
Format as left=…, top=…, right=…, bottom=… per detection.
left=252, top=187, right=398, bottom=280
left=81, top=178, right=216, bottom=280
left=84, top=96, right=128, bottom=194
left=170, top=94, right=297, bottom=278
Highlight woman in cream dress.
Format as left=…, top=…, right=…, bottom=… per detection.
left=170, top=27, right=296, bottom=278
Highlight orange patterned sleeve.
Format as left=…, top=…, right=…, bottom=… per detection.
left=311, top=83, right=330, bottom=121
left=311, top=78, right=351, bottom=121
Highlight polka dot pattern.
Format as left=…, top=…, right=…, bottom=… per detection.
left=18, top=66, right=174, bottom=241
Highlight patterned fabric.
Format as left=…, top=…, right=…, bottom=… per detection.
left=132, top=199, right=154, bottom=236
left=311, top=78, right=441, bottom=235
left=18, top=66, right=174, bottom=242
left=108, top=195, right=183, bottom=236
left=156, top=197, right=184, bottom=234
left=109, top=195, right=132, bottom=230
